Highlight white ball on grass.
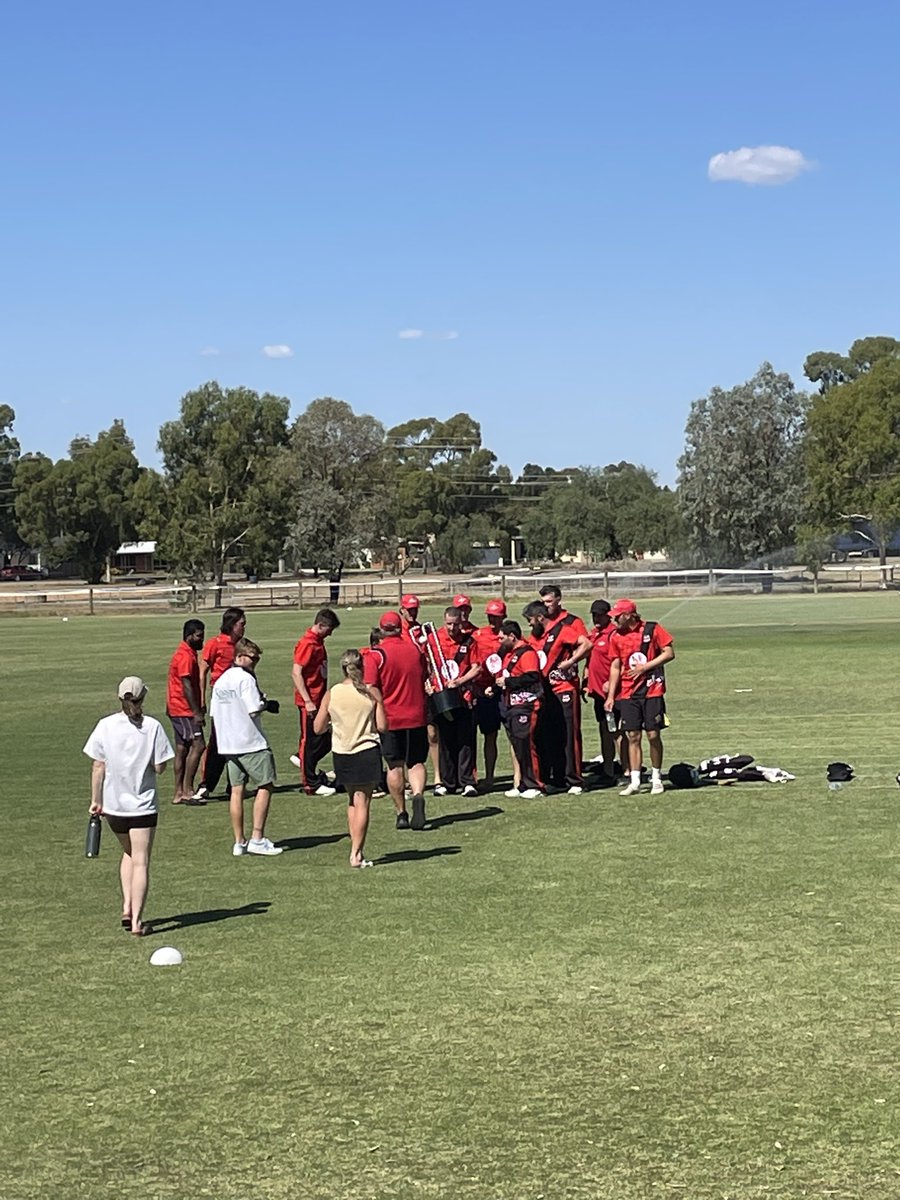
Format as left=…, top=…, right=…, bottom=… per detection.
left=150, top=946, right=183, bottom=967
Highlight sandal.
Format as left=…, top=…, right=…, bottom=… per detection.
left=121, top=916, right=132, bottom=931
left=131, top=923, right=152, bottom=937
left=172, top=796, right=206, bottom=806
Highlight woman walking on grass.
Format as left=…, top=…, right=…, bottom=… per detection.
left=83, top=677, right=174, bottom=936
left=314, top=649, right=386, bottom=868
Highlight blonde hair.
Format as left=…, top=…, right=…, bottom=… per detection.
left=235, top=637, right=262, bottom=660
left=340, top=648, right=368, bottom=696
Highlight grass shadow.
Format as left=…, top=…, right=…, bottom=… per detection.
left=425, top=805, right=503, bottom=829
left=150, top=901, right=271, bottom=933
left=275, top=833, right=348, bottom=852
left=375, top=845, right=462, bottom=865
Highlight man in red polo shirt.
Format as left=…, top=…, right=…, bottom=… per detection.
left=471, top=598, right=506, bottom=791
left=539, top=584, right=591, bottom=642
left=431, top=606, right=482, bottom=798
left=494, top=619, right=545, bottom=798
left=453, top=593, right=478, bottom=636
left=364, top=611, right=429, bottom=829
left=290, top=607, right=340, bottom=796
left=582, top=599, right=620, bottom=787
left=166, top=618, right=207, bottom=805
left=523, top=599, right=589, bottom=793
left=400, top=593, right=425, bottom=648
left=195, top=606, right=246, bottom=800
left=604, top=599, right=675, bottom=796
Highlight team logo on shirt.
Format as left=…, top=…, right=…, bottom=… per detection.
left=537, top=650, right=548, bottom=670
left=628, top=652, right=648, bottom=669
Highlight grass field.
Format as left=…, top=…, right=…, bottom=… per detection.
left=3, top=593, right=899, bottom=1199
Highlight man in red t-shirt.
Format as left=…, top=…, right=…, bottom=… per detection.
left=494, top=619, right=545, bottom=798
left=539, top=584, right=591, bottom=642
left=432, top=606, right=482, bottom=799
left=166, top=618, right=206, bottom=805
left=582, top=599, right=621, bottom=786
left=470, top=598, right=506, bottom=791
left=605, top=598, right=675, bottom=796
left=195, top=606, right=246, bottom=800
left=290, top=607, right=340, bottom=796
left=400, top=593, right=425, bottom=648
left=453, top=593, right=478, bottom=637
left=524, top=600, right=589, bottom=793
left=364, top=611, right=429, bottom=829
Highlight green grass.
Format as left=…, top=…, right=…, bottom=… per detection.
left=3, top=594, right=899, bottom=1199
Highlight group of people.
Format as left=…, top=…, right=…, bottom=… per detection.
left=83, top=588, right=674, bottom=933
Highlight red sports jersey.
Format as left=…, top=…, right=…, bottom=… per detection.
left=500, top=641, right=543, bottom=706
left=609, top=621, right=673, bottom=700
left=202, top=633, right=236, bottom=685
left=472, top=624, right=502, bottom=690
left=401, top=616, right=426, bottom=653
left=293, top=628, right=329, bottom=707
left=363, top=635, right=427, bottom=729
left=585, top=625, right=615, bottom=697
left=527, top=619, right=581, bottom=694
left=555, top=609, right=589, bottom=639
left=167, top=641, right=201, bottom=717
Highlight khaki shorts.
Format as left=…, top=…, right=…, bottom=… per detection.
left=226, top=749, right=276, bottom=791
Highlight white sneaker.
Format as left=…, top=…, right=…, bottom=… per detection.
left=314, top=784, right=337, bottom=797
left=462, top=785, right=478, bottom=798
left=619, top=782, right=642, bottom=797
left=567, top=786, right=584, bottom=795
left=289, top=754, right=302, bottom=769
left=192, top=785, right=210, bottom=801
left=520, top=788, right=542, bottom=799
left=650, top=780, right=665, bottom=796
left=433, top=784, right=448, bottom=797
left=504, top=787, right=521, bottom=798
left=588, top=754, right=605, bottom=764
left=247, top=837, right=283, bottom=856
left=232, top=841, right=247, bottom=856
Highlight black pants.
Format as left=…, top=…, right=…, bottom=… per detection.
left=296, top=705, right=332, bottom=792
left=200, top=719, right=226, bottom=794
left=437, top=707, right=477, bottom=790
left=506, top=703, right=544, bottom=791
left=537, top=690, right=583, bottom=788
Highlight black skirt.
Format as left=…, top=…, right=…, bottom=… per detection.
left=332, top=746, right=383, bottom=790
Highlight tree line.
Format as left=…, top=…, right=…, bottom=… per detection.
left=3, top=333, right=899, bottom=581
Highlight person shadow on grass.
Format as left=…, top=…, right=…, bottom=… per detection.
left=149, top=901, right=271, bottom=933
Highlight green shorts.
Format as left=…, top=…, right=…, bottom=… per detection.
left=226, top=748, right=276, bottom=791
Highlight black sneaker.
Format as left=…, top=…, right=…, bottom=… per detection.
left=410, top=794, right=427, bottom=830
left=396, top=810, right=411, bottom=830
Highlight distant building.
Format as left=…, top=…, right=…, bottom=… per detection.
left=115, top=541, right=157, bottom=573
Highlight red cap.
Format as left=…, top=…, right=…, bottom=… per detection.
left=453, top=593, right=472, bottom=609
left=608, top=598, right=638, bottom=618
left=401, top=593, right=420, bottom=609
left=379, top=610, right=402, bottom=630
left=485, top=599, right=507, bottom=616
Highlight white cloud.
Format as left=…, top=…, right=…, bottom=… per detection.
left=398, top=329, right=459, bottom=341
left=261, top=344, right=294, bottom=358
left=707, top=145, right=813, bottom=186
left=199, top=346, right=220, bottom=357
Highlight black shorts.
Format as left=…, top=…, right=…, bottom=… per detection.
left=105, top=812, right=159, bottom=834
left=169, top=715, right=205, bottom=746
left=380, top=726, right=429, bottom=768
left=473, top=693, right=502, bottom=735
left=617, top=696, right=666, bottom=732
left=333, top=747, right=383, bottom=791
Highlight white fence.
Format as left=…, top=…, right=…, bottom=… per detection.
left=1, top=562, right=897, bottom=617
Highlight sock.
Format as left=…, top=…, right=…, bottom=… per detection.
left=630, top=770, right=641, bottom=787
left=651, top=767, right=662, bottom=784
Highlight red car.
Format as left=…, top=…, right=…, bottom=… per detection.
left=0, top=565, right=45, bottom=581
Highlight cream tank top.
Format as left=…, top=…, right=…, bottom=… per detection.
left=328, top=683, right=379, bottom=755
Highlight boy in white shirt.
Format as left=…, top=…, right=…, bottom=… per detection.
left=211, top=638, right=283, bottom=857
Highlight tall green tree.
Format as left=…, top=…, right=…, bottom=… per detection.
left=14, top=421, right=140, bottom=581
left=0, top=405, right=24, bottom=557
left=285, top=397, right=387, bottom=572
left=157, top=382, right=291, bottom=582
left=803, top=336, right=900, bottom=394
left=385, top=414, right=511, bottom=571
left=805, top=356, right=900, bottom=564
left=677, top=363, right=808, bottom=565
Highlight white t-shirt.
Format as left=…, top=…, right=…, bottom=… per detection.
left=211, top=665, right=269, bottom=754
left=83, top=712, right=174, bottom=817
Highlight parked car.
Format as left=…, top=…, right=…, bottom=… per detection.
left=0, top=565, right=45, bottom=581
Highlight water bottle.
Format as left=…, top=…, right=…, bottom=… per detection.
left=605, top=710, right=618, bottom=733
left=85, top=812, right=102, bottom=858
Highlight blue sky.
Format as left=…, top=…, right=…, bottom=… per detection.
left=3, top=0, right=899, bottom=485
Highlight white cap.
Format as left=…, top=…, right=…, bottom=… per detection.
left=118, top=676, right=147, bottom=700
